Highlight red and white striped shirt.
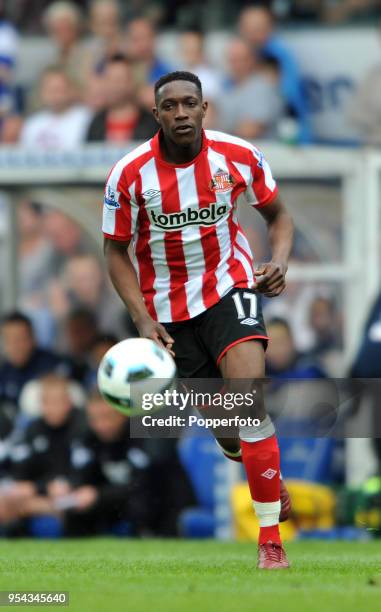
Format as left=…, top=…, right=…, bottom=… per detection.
left=102, top=129, right=278, bottom=323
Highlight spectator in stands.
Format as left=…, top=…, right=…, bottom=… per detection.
left=17, top=201, right=53, bottom=305
left=82, top=73, right=107, bottom=113
left=56, top=254, right=124, bottom=335
left=180, top=29, right=222, bottom=102
left=0, top=312, right=70, bottom=409
left=86, top=54, right=158, bottom=143
left=218, top=38, right=284, bottom=139
left=19, top=66, right=92, bottom=150
left=83, top=0, right=124, bottom=76
left=124, top=17, right=172, bottom=112
left=308, top=296, right=342, bottom=357
left=266, top=317, right=325, bottom=379
left=62, top=308, right=98, bottom=384
left=238, top=4, right=310, bottom=142
left=16, top=201, right=57, bottom=346
left=125, top=17, right=171, bottom=85
left=63, top=391, right=154, bottom=535
left=43, top=1, right=86, bottom=85
left=0, top=374, right=86, bottom=534
left=179, top=29, right=222, bottom=129
left=44, top=210, right=96, bottom=278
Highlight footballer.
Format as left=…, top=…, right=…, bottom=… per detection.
left=102, top=71, right=294, bottom=569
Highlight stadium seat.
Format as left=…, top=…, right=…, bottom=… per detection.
left=28, top=516, right=64, bottom=539
left=177, top=430, right=221, bottom=537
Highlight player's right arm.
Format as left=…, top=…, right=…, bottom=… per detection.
left=102, top=159, right=174, bottom=351
left=104, top=237, right=174, bottom=352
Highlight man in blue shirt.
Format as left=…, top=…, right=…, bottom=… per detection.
left=238, top=4, right=311, bottom=143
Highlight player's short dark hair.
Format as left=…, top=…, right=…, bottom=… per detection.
left=154, top=71, right=203, bottom=103
left=1, top=311, right=33, bottom=331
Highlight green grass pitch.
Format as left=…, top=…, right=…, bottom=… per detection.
left=0, top=539, right=380, bottom=611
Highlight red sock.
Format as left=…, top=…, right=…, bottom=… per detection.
left=240, top=435, right=281, bottom=545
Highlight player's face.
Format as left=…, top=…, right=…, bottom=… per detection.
left=153, top=80, right=208, bottom=146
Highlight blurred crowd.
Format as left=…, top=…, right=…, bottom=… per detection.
left=1, top=1, right=381, bottom=147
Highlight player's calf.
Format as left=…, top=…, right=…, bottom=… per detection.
left=239, top=416, right=290, bottom=569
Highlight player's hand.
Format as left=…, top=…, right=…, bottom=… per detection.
left=254, top=261, right=287, bottom=297
left=135, top=315, right=175, bottom=357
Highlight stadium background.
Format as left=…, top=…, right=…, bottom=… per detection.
left=0, top=0, right=381, bottom=542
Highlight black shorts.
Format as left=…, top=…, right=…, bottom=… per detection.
left=162, top=288, right=268, bottom=378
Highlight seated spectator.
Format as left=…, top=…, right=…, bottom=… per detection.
left=179, top=29, right=222, bottom=102
left=124, top=17, right=172, bottom=111
left=82, top=73, right=107, bottom=113
left=19, top=66, right=92, bottom=150
left=62, top=392, right=155, bottom=536
left=86, top=54, right=158, bottom=143
left=16, top=201, right=57, bottom=346
left=125, top=17, right=171, bottom=85
left=43, top=1, right=86, bottom=85
left=218, top=38, right=284, bottom=139
left=179, top=29, right=222, bottom=130
left=52, top=254, right=125, bottom=336
left=0, top=374, right=86, bottom=534
left=83, top=0, right=124, bottom=77
left=266, top=317, right=325, bottom=379
left=238, top=4, right=310, bottom=142
left=17, top=201, right=53, bottom=307
left=63, top=308, right=99, bottom=384
left=44, top=210, right=96, bottom=278
left=0, top=312, right=70, bottom=409
left=308, top=296, right=342, bottom=357
left=265, top=318, right=337, bottom=440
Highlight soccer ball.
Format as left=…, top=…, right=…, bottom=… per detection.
left=97, top=338, right=177, bottom=416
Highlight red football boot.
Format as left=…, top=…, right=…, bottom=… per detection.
left=279, top=479, right=292, bottom=522
left=257, top=542, right=290, bottom=570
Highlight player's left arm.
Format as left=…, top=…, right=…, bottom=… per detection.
left=255, top=194, right=294, bottom=298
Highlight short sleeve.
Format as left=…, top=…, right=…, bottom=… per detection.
left=102, top=164, right=139, bottom=242
left=244, top=147, right=278, bottom=208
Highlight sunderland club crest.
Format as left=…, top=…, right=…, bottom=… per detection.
left=210, top=169, right=235, bottom=193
